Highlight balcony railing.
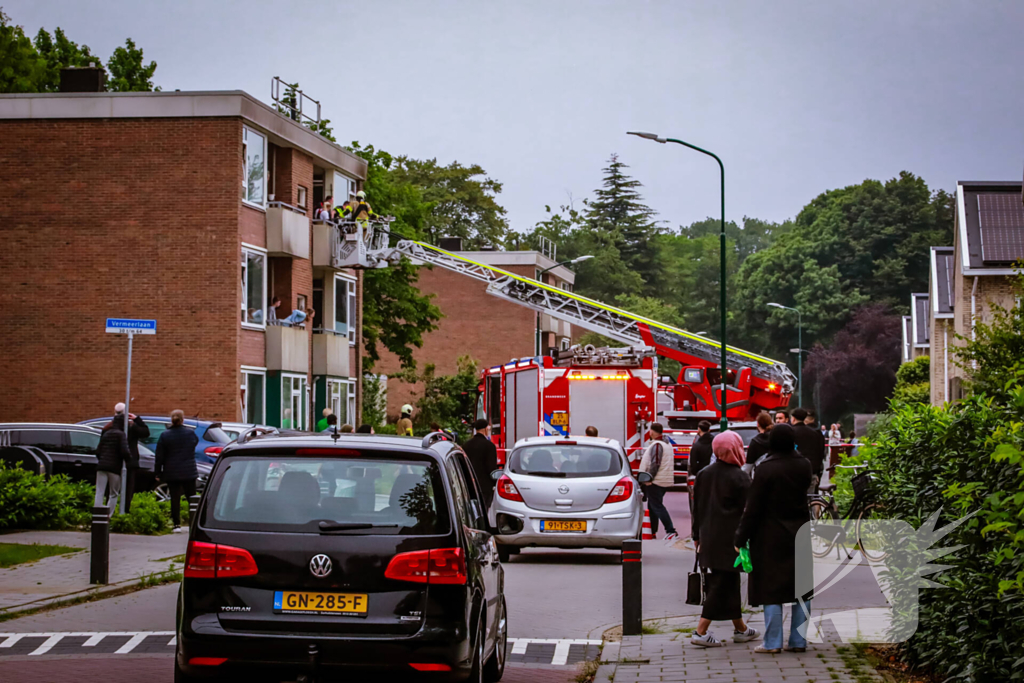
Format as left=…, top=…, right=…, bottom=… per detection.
left=312, top=218, right=392, bottom=269
left=267, top=201, right=310, bottom=260
left=265, top=324, right=308, bottom=373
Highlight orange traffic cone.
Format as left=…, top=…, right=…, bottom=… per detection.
left=642, top=509, right=655, bottom=540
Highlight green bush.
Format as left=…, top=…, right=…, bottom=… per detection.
left=0, top=463, right=92, bottom=530
left=110, top=492, right=170, bottom=535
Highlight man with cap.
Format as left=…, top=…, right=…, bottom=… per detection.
left=463, top=419, right=499, bottom=506
left=107, top=402, right=150, bottom=512
left=396, top=404, right=414, bottom=437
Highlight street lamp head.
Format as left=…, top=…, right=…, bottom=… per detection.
left=790, top=348, right=803, bottom=354
left=767, top=302, right=785, bottom=309
left=627, top=131, right=666, bottom=143
left=571, top=255, right=595, bottom=264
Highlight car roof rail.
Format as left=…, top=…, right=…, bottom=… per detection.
left=421, top=430, right=456, bottom=450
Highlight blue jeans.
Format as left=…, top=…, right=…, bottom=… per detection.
left=763, top=601, right=811, bottom=650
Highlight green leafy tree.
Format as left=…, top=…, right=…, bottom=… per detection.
left=32, top=26, right=99, bottom=91
left=953, top=273, right=1024, bottom=403
left=892, top=355, right=930, bottom=404
left=0, top=10, right=47, bottom=92
left=409, top=355, right=480, bottom=440
left=106, top=38, right=158, bottom=92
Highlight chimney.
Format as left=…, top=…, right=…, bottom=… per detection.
left=59, top=65, right=107, bottom=93
left=438, top=236, right=463, bottom=252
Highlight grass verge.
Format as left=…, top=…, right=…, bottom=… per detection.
left=0, top=542, right=82, bottom=568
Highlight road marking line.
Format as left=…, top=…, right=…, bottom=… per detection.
left=115, top=634, right=149, bottom=654
left=551, top=640, right=572, bottom=666
left=83, top=634, right=107, bottom=647
left=511, top=639, right=530, bottom=655
left=28, top=635, right=64, bottom=656
left=167, top=636, right=176, bottom=646
left=0, top=634, right=25, bottom=648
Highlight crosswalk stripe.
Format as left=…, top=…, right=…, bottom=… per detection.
left=0, top=635, right=25, bottom=648
left=551, top=640, right=572, bottom=666
left=28, top=635, right=64, bottom=656
left=114, top=634, right=149, bottom=654
left=83, top=634, right=106, bottom=647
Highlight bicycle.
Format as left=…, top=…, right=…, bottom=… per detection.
left=807, top=464, right=887, bottom=562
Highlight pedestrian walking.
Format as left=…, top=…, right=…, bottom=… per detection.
left=320, top=414, right=338, bottom=433
left=688, top=419, right=714, bottom=517
left=734, top=423, right=814, bottom=654
left=790, top=408, right=825, bottom=491
left=746, top=411, right=773, bottom=469
left=317, top=408, right=332, bottom=432
left=396, top=404, right=414, bottom=436
left=95, top=414, right=130, bottom=513
left=462, top=419, right=499, bottom=506
left=155, top=409, right=200, bottom=533
left=690, top=430, right=760, bottom=647
left=106, top=402, right=150, bottom=512
left=639, top=423, right=678, bottom=541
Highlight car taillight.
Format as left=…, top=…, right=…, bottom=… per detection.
left=184, top=540, right=258, bottom=579
left=496, top=475, right=523, bottom=502
left=604, top=476, right=634, bottom=504
left=204, top=446, right=223, bottom=457
left=385, top=548, right=467, bottom=585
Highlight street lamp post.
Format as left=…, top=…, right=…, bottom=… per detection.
left=629, top=131, right=728, bottom=430
left=769, top=303, right=803, bottom=407
left=535, top=255, right=594, bottom=355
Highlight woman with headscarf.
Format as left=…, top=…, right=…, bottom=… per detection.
left=735, top=423, right=813, bottom=653
left=689, top=430, right=760, bottom=647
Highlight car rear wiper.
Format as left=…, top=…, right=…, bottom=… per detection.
left=526, top=471, right=567, bottom=478
left=318, top=521, right=400, bottom=533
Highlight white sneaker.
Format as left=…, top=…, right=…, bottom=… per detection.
left=172, top=526, right=184, bottom=533
left=691, top=632, right=723, bottom=648
left=733, top=627, right=760, bottom=643
left=664, top=532, right=679, bottom=542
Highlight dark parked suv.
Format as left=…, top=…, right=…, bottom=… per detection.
left=175, top=432, right=508, bottom=682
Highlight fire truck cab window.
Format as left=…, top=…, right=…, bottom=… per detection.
left=683, top=368, right=703, bottom=384
left=486, top=375, right=501, bottom=433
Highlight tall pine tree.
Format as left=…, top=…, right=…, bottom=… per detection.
left=586, top=155, right=662, bottom=294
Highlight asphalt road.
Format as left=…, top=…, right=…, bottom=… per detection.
left=0, top=489, right=888, bottom=681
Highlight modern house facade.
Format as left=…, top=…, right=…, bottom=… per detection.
left=0, top=88, right=366, bottom=429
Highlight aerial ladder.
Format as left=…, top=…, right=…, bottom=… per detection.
left=329, top=220, right=796, bottom=423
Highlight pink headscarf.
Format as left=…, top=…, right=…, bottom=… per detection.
left=712, top=430, right=745, bottom=468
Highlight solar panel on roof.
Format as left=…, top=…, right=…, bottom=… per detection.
left=978, top=193, right=1024, bottom=264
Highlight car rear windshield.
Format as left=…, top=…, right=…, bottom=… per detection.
left=203, top=425, right=233, bottom=444
left=508, top=445, right=622, bottom=478
left=204, top=453, right=450, bottom=535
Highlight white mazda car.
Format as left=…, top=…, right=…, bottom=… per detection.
left=490, top=435, right=649, bottom=561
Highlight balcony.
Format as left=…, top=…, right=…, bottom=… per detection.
left=313, top=330, right=351, bottom=377
left=267, top=202, right=310, bottom=259
left=265, top=324, right=308, bottom=373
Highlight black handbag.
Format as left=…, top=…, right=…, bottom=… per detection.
left=686, top=556, right=704, bottom=605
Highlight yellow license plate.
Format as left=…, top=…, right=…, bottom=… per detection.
left=541, top=520, right=586, bottom=532
left=274, top=591, right=368, bottom=616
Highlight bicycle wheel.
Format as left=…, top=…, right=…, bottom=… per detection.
left=856, top=503, right=888, bottom=562
left=809, top=500, right=841, bottom=558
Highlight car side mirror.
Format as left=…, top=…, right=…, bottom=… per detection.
left=490, top=469, right=504, bottom=480
left=636, top=471, right=653, bottom=484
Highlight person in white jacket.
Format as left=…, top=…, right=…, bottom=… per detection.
left=639, top=423, right=678, bottom=541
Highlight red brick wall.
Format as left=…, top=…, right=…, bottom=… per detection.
left=0, top=117, right=242, bottom=422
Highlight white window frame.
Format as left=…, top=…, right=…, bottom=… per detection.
left=281, top=372, right=307, bottom=431
left=333, top=273, right=357, bottom=345
left=327, top=377, right=357, bottom=427
left=241, top=244, right=268, bottom=331
left=242, top=126, right=267, bottom=209
left=240, top=366, right=267, bottom=424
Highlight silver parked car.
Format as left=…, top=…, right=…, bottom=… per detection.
left=490, top=435, right=648, bottom=561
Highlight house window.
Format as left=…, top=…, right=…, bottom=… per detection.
left=241, top=247, right=267, bottom=327
left=282, top=374, right=307, bottom=430
left=327, top=378, right=357, bottom=428
left=297, top=185, right=307, bottom=211
left=334, top=275, right=356, bottom=342
left=560, top=337, right=571, bottom=351
left=243, top=127, right=266, bottom=207
left=241, top=368, right=266, bottom=424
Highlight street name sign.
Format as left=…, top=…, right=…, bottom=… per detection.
left=105, top=318, right=157, bottom=335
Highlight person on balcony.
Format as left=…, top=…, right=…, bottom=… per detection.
left=334, top=199, right=354, bottom=226
left=316, top=196, right=333, bottom=221
left=267, top=297, right=282, bottom=325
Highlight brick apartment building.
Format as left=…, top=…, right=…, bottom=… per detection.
left=378, top=246, right=580, bottom=418
left=924, top=180, right=1023, bottom=405
left=0, top=87, right=367, bottom=429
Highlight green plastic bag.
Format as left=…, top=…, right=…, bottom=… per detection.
left=733, top=546, right=752, bottom=573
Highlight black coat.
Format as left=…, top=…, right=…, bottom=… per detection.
left=793, top=423, right=825, bottom=476
left=735, top=450, right=813, bottom=606
left=462, top=433, right=498, bottom=504
left=692, top=461, right=750, bottom=571
left=96, top=426, right=130, bottom=473
left=105, top=415, right=150, bottom=469
left=746, top=431, right=771, bottom=467
left=688, top=432, right=714, bottom=480
left=155, top=424, right=199, bottom=482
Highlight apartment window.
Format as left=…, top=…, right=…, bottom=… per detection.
left=560, top=337, right=571, bottom=351
left=327, top=378, right=357, bottom=428
left=560, top=281, right=572, bottom=292
left=282, top=374, right=307, bottom=430
left=243, top=127, right=266, bottom=207
left=241, top=247, right=267, bottom=327
left=241, top=368, right=266, bottom=424
left=297, top=185, right=307, bottom=211
left=334, top=275, right=356, bottom=342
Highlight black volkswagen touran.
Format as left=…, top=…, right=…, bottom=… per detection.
left=175, top=432, right=507, bottom=682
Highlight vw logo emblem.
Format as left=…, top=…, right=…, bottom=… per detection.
left=309, top=554, right=332, bottom=578
left=558, top=485, right=570, bottom=494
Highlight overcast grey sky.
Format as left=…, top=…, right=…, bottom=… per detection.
left=15, top=0, right=1024, bottom=232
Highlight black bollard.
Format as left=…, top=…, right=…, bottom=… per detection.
left=621, top=539, right=642, bottom=635
left=90, top=505, right=110, bottom=584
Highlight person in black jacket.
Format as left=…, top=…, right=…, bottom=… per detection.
left=690, top=430, right=759, bottom=647
left=462, top=419, right=498, bottom=506
left=155, top=410, right=199, bottom=532
left=106, top=404, right=150, bottom=512
left=735, top=423, right=813, bottom=653
left=687, top=420, right=714, bottom=518
left=746, top=412, right=773, bottom=469
left=95, top=419, right=130, bottom=513
left=790, top=407, right=825, bottom=490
